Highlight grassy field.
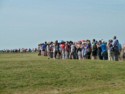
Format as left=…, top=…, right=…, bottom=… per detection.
left=0, top=53, right=125, bottom=94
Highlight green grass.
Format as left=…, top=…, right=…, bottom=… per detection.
left=0, top=53, right=125, bottom=94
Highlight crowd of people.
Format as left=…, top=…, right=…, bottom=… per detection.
left=38, top=36, right=125, bottom=61
left=0, top=48, right=38, bottom=53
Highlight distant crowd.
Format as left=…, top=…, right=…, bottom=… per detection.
left=0, top=48, right=38, bottom=53
left=38, top=36, right=125, bottom=61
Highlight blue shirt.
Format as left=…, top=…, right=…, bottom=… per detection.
left=118, top=43, right=122, bottom=51
left=101, top=43, right=107, bottom=53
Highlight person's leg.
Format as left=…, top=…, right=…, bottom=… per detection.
left=110, top=52, right=114, bottom=61
left=70, top=52, right=74, bottom=59
left=44, top=51, right=46, bottom=56
left=101, top=52, right=104, bottom=60
left=119, top=51, right=122, bottom=61
left=59, top=51, right=62, bottom=59
left=114, top=53, right=118, bottom=61
left=115, top=55, right=119, bottom=61
left=98, top=52, right=102, bottom=60
left=65, top=51, right=68, bottom=59
left=94, top=56, right=97, bottom=60
left=108, top=50, right=111, bottom=61
left=115, top=54, right=119, bottom=61
left=75, top=51, right=78, bottom=59
left=54, top=51, right=57, bottom=59
left=85, top=53, right=88, bottom=59
left=106, top=52, right=108, bottom=60
left=67, top=52, right=69, bottom=59
left=71, top=52, right=74, bottom=59
left=73, top=52, right=77, bottom=59
left=47, top=52, right=50, bottom=58
left=62, top=50, right=65, bottom=59
left=104, top=52, right=108, bottom=60
left=82, top=50, right=84, bottom=59
left=92, top=51, right=97, bottom=60
left=38, top=50, right=41, bottom=56
left=56, top=52, right=59, bottom=59
left=114, top=50, right=119, bottom=61
left=123, top=53, right=125, bottom=61
left=92, top=51, right=95, bottom=60
left=50, top=52, right=53, bottom=58
left=41, top=50, right=43, bottom=56
left=78, top=51, right=82, bottom=60
left=77, top=51, right=79, bottom=60
left=88, top=53, right=91, bottom=59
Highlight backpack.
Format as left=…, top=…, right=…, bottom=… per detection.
left=113, top=40, right=119, bottom=51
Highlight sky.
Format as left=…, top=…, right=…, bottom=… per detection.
left=0, top=0, right=125, bottom=49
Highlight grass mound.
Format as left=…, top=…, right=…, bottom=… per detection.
left=0, top=53, right=125, bottom=94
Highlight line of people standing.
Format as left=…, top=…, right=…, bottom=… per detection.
left=38, top=36, right=123, bottom=61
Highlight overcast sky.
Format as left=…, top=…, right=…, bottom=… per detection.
left=0, top=0, right=125, bottom=49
